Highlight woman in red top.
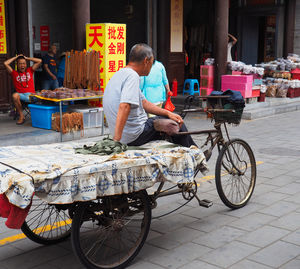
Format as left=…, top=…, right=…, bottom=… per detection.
left=4, top=55, right=42, bottom=124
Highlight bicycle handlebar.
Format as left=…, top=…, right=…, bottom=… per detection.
left=182, top=108, right=236, bottom=113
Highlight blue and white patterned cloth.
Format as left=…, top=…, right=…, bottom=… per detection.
left=0, top=140, right=208, bottom=209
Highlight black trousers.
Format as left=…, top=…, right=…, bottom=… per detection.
left=128, top=116, right=197, bottom=147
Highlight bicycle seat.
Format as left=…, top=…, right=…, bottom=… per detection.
left=153, top=119, right=179, bottom=136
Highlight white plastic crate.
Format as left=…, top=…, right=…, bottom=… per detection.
left=69, top=105, right=103, bottom=129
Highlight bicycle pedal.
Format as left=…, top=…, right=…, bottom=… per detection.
left=198, top=199, right=213, bottom=208
left=203, top=150, right=212, bottom=161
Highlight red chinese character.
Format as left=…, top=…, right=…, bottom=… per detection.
left=88, top=26, right=103, bottom=48
left=0, top=30, right=4, bottom=39
left=100, top=78, right=104, bottom=86
left=0, top=7, right=2, bottom=13
left=108, top=42, right=116, bottom=54
left=98, top=53, right=104, bottom=73
left=117, top=27, right=125, bottom=40
left=108, top=61, right=116, bottom=72
left=99, top=52, right=103, bottom=64
left=0, top=16, right=3, bottom=27
left=108, top=26, right=117, bottom=39
left=117, top=60, right=124, bottom=71
left=0, top=41, right=4, bottom=52
left=117, top=42, right=125, bottom=54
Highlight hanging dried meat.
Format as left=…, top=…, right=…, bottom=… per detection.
left=64, top=50, right=100, bottom=91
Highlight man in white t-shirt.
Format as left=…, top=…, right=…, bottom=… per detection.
left=227, top=33, right=237, bottom=62
left=103, top=43, right=196, bottom=147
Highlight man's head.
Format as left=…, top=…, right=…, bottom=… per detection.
left=48, top=44, right=57, bottom=55
left=16, top=56, right=27, bottom=73
left=129, top=43, right=154, bottom=76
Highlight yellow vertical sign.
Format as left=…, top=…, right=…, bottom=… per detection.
left=0, top=0, right=7, bottom=54
left=86, top=23, right=126, bottom=92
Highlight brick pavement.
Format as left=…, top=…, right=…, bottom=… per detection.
left=1, top=111, right=300, bottom=268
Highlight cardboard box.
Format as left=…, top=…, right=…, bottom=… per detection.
left=232, top=71, right=243, bottom=75
left=291, top=68, right=300, bottom=80
left=287, top=88, right=295, bottom=98
left=221, top=82, right=252, bottom=98
left=258, top=92, right=266, bottom=102
left=252, top=89, right=260, bottom=97
left=200, top=77, right=214, bottom=88
left=200, top=65, right=214, bottom=77
left=200, top=88, right=214, bottom=96
left=222, top=75, right=253, bottom=84
left=253, top=79, right=263, bottom=86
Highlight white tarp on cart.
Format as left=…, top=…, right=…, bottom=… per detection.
left=0, top=140, right=208, bottom=209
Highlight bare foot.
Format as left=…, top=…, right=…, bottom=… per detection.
left=16, top=117, right=25, bottom=125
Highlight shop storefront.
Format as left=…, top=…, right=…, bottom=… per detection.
left=1, top=0, right=300, bottom=112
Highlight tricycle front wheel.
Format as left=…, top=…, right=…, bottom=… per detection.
left=71, top=190, right=151, bottom=269
left=215, top=139, right=256, bottom=209
left=21, top=197, right=72, bottom=245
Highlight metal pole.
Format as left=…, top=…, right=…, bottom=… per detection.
left=214, top=0, right=229, bottom=91
left=59, top=101, right=63, bottom=142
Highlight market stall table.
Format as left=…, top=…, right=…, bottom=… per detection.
left=30, top=94, right=104, bottom=141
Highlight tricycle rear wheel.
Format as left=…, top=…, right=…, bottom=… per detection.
left=71, top=190, right=151, bottom=269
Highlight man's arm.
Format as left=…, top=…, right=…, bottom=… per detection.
left=43, top=63, right=57, bottom=80
left=113, top=103, right=131, bottom=141
left=142, top=99, right=183, bottom=126
left=4, top=55, right=18, bottom=74
left=25, top=56, right=42, bottom=71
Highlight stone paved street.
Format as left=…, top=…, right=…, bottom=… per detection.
left=1, top=110, right=300, bottom=269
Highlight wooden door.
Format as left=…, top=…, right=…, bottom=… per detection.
left=168, top=52, right=185, bottom=93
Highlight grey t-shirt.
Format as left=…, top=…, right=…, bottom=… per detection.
left=103, top=67, right=148, bottom=144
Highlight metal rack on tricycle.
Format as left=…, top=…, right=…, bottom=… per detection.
left=0, top=95, right=256, bottom=269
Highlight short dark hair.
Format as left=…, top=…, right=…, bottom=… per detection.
left=16, top=55, right=26, bottom=63
left=129, top=43, right=154, bottom=63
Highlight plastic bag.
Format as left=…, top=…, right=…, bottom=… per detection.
left=266, top=85, right=277, bottom=97
left=276, top=87, right=288, bottom=98
left=164, top=96, right=175, bottom=112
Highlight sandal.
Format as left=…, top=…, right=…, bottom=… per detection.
left=16, top=118, right=25, bottom=125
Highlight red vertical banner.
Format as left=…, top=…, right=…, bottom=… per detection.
left=40, top=25, right=50, bottom=51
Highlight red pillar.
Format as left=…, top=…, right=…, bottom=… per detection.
left=15, top=0, right=29, bottom=55
left=213, top=0, right=229, bottom=91
left=72, top=0, right=90, bottom=50
left=284, top=0, right=296, bottom=57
